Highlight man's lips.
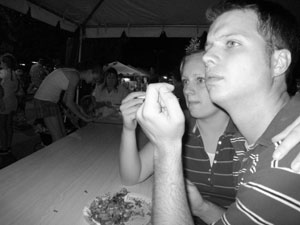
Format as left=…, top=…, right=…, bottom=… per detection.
left=187, top=100, right=200, bottom=105
left=206, top=75, right=224, bottom=83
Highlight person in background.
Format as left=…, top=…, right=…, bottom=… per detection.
left=33, top=65, right=101, bottom=142
left=92, top=67, right=129, bottom=118
left=15, top=65, right=27, bottom=122
left=27, top=58, right=47, bottom=94
left=0, top=53, right=19, bottom=154
left=136, top=0, right=300, bottom=224
left=0, top=82, right=4, bottom=112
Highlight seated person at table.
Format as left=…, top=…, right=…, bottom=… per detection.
left=92, top=67, right=129, bottom=118
left=33, top=65, right=101, bottom=142
left=119, top=49, right=300, bottom=223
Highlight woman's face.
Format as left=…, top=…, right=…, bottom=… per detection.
left=182, top=52, right=222, bottom=119
left=106, top=72, right=118, bottom=88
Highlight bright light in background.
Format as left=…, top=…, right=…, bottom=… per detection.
left=122, top=78, right=130, bottom=82
left=163, top=76, right=168, bottom=79
left=32, top=61, right=37, bottom=64
left=19, top=63, right=26, bottom=66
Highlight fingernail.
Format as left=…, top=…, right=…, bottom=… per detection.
left=292, top=162, right=300, bottom=172
left=273, top=152, right=281, bottom=160
left=274, top=140, right=282, bottom=149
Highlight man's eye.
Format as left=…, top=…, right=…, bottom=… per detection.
left=197, top=77, right=205, bottom=83
left=226, top=40, right=239, bottom=48
left=182, top=79, right=188, bottom=85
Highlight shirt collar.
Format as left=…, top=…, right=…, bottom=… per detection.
left=191, top=117, right=239, bottom=136
left=255, top=94, right=300, bottom=147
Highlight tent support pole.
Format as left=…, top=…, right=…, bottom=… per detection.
left=78, top=27, right=83, bottom=63
left=76, top=27, right=84, bottom=104
left=82, top=0, right=105, bottom=26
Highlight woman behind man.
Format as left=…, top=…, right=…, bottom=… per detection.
left=0, top=53, right=19, bottom=154
left=33, top=65, right=102, bottom=142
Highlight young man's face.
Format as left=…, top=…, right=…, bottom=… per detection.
left=203, top=9, right=273, bottom=108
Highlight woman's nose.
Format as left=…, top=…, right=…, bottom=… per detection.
left=183, top=83, right=195, bottom=95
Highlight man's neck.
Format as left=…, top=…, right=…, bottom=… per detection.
left=227, top=93, right=290, bottom=145
left=196, top=110, right=230, bottom=139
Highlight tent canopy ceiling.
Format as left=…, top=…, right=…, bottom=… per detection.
left=0, top=0, right=300, bottom=38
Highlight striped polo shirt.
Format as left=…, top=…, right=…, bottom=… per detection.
left=182, top=116, right=245, bottom=208
left=214, top=95, right=300, bottom=225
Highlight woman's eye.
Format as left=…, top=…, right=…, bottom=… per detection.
left=226, top=40, right=239, bottom=48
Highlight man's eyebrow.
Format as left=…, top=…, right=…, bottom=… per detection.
left=182, top=73, right=205, bottom=78
left=205, top=33, right=246, bottom=45
left=223, top=33, right=246, bottom=38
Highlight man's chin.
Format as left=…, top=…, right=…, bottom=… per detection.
left=208, top=91, right=228, bottom=106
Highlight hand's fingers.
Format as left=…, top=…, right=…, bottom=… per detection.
left=158, top=85, right=183, bottom=119
left=120, top=100, right=144, bottom=115
left=126, top=98, right=144, bottom=109
left=136, top=100, right=145, bottom=123
left=273, top=130, right=300, bottom=160
left=185, top=178, right=193, bottom=185
left=143, top=83, right=174, bottom=117
left=121, top=93, right=145, bottom=109
left=272, top=115, right=300, bottom=142
left=123, top=105, right=142, bottom=118
left=291, top=154, right=300, bottom=172
left=122, top=92, right=146, bottom=104
left=272, top=115, right=300, bottom=161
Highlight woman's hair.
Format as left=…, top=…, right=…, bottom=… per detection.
left=1, top=53, right=17, bottom=81
left=102, top=67, right=119, bottom=90
left=180, top=37, right=205, bottom=76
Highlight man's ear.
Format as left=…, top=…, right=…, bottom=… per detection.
left=272, top=49, right=291, bottom=77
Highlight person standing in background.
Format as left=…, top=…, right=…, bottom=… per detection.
left=0, top=82, right=4, bottom=111
left=27, top=58, right=47, bottom=94
left=15, top=65, right=27, bottom=121
left=33, top=65, right=101, bottom=142
left=0, top=53, right=18, bottom=155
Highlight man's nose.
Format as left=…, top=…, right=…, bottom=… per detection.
left=202, top=50, right=215, bottom=70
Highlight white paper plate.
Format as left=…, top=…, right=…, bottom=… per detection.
left=83, top=192, right=152, bottom=225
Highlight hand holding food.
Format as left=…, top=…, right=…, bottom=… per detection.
left=120, top=92, right=145, bottom=131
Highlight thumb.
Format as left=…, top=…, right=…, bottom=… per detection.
left=158, top=85, right=184, bottom=119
